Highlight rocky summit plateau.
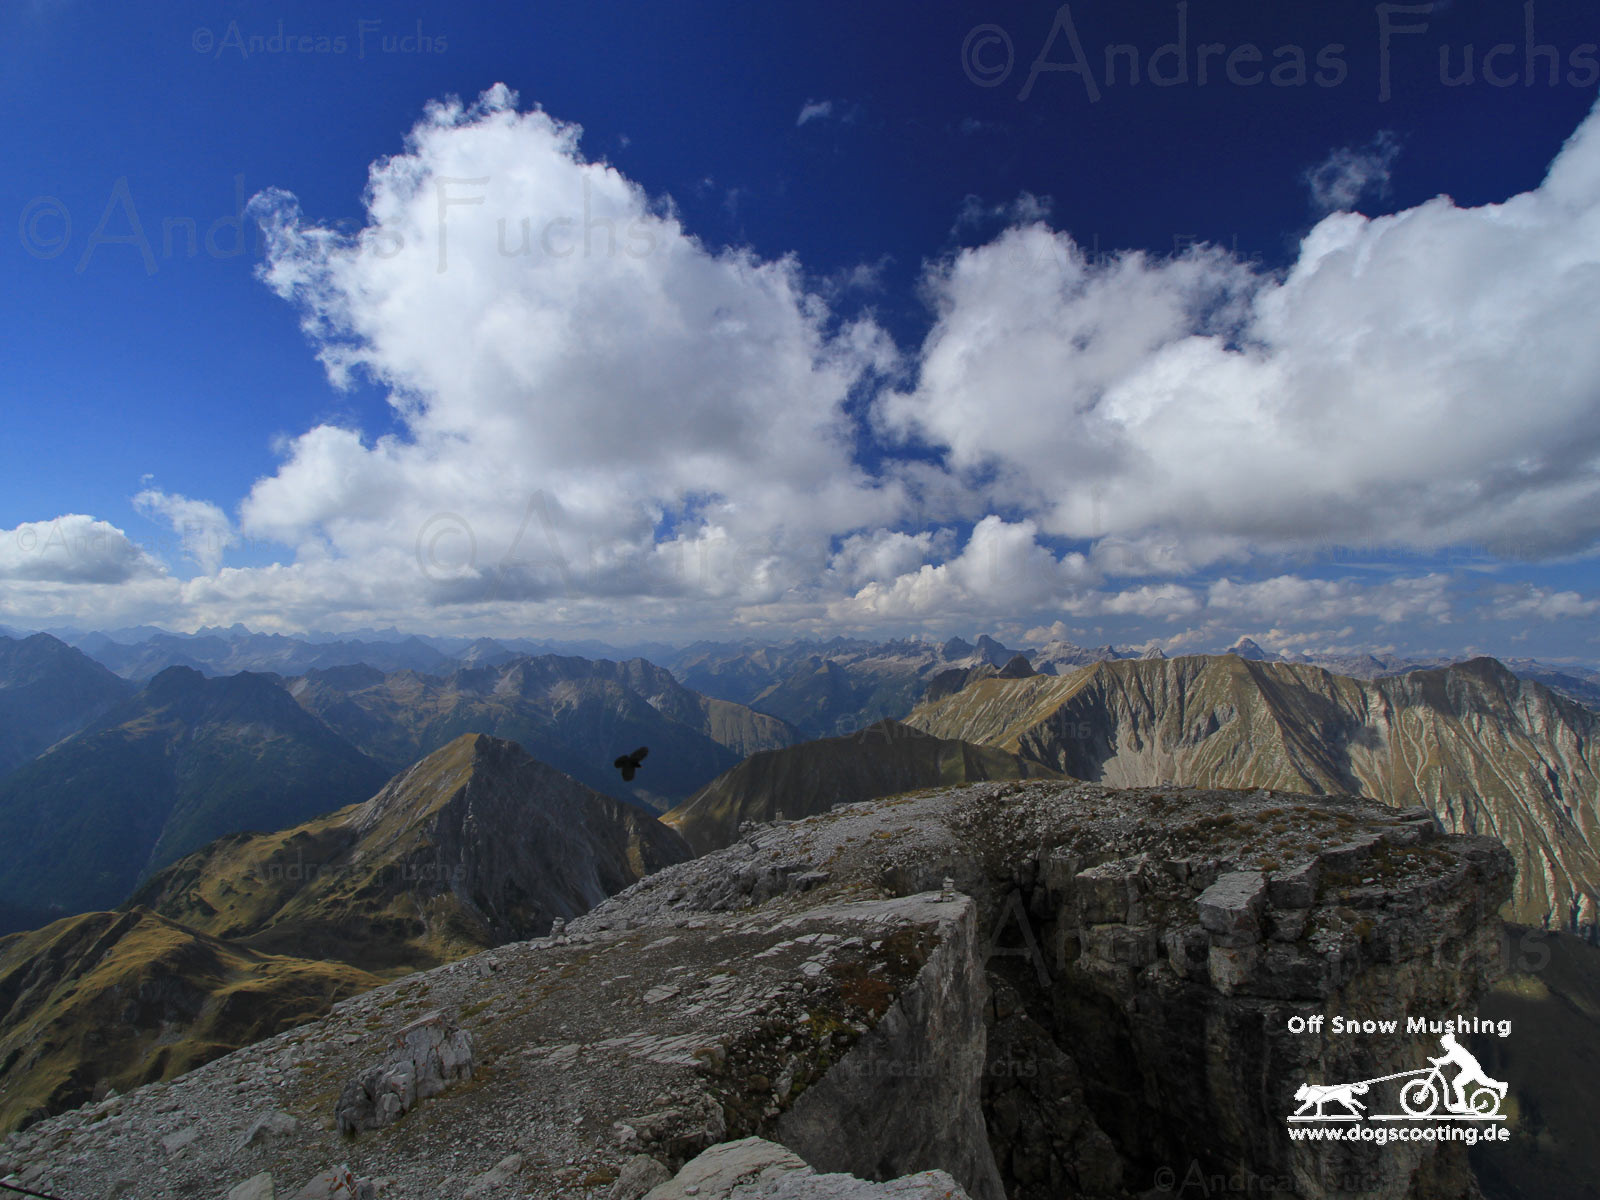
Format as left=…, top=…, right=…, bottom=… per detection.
left=5, top=778, right=1513, bottom=1200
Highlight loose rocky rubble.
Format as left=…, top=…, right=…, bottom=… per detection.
left=639, top=1137, right=970, bottom=1198
left=0, top=781, right=1512, bottom=1200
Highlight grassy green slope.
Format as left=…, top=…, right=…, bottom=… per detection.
left=0, top=907, right=382, bottom=1135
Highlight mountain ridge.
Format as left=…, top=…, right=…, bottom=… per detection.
left=662, top=718, right=1062, bottom=855
left=283, top=654, right=797, bottom=813
left=0, top=634, right=133, bottom=776
left=0, top=667, right=391, bottom=925
left=906, top=652, right=1600, bottom=936
left=129, top=732, right=690, bottom=970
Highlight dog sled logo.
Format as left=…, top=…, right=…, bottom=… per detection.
left=1292, top=1080, right=1370, bottom=1119
left=1289, top=1034, right=1508, bottom=1122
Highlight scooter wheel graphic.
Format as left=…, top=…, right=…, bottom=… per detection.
left=1400, top=1078, right=1440, bottom=1116
left=1468, top=1087, right=1501, bottom=1115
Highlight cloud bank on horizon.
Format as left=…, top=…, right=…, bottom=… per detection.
left=6, top=84, right=1600, bottom=655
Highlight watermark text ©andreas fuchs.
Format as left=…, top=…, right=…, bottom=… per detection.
left=191, top=18, right=447, bottom=60
left=963, top=3, right=1599, bottom=104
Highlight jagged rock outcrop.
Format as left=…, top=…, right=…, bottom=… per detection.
left=1027, top=641, right=1126, bottom=675
left=2, top=780, right=1512, bottom=1200
left=662, top=720, right=1060, bottom=855
left=0, top=887, right=995, bottom=1199
left=642, top=1137, right=973, bottom=1198
left=334, top=1010, right=475, bottom=1133
left=906, top=654, right=1600, bottom=937
left=592, top=782, right=1513, bottom=1199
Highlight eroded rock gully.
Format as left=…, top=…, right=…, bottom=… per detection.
left=2, top=781, right=1512, bottom=1200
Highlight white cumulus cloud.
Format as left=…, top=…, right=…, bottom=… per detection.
left=134, top=489, right=235, bottom=574
left=26, top=90, right=1600, bottom=653
left=829, top=516, right=1095, bottom=621
left=238, top=84, right=901, bottom=629
left=876, top=98, right=1600, bottom=563
left=0, top=515, right=164, bottom=585
left=1489, top=586, right=1600, bottom=621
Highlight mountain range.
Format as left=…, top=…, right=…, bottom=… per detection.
left=662, top=634, right=1031, bottom=739
left=18, top=622, right=1600, bottom=740
left=6, top=624, right=1600, bottom=937
left=906, top=653, right=1600, bottom=936
left=280, top=655, right=795, bottom=812
left=0, top=710, right=1062, bottom=1135
left=0, top=623, right=1598, bottom=1197
left=41, top=624, right=677, bottom=682
left=0, top=638, right=796, bottom=931
left=0, top=665, right=391, bottom=926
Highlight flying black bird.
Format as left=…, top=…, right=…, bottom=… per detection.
left=613, top=745, right=649, bottom=782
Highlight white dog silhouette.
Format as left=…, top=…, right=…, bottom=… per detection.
left=1293, top=1081, right=1368, bottom=1117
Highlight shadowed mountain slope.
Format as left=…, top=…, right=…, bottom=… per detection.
left=0, top=634, right=133, bottom=776
left=130, top=733, right=691, bottom=970
left=0, top=667, right=391, bottom=925
left=665, top=635, right=1026, bottom=739
left=906, top=653, right=1600, bottom=936
left=284, top=655, right=796, bottom=813
left=662, top=718, right=1063, bottom=855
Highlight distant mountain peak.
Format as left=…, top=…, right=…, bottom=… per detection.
left=0, top=666, right=390, bottom=916
left=0, top=633, right=134, bottom=779
left=1227, top=637, right=1271, bottom=661
left=147, top=663, right=207, bottom=688
left=996, top=653, right=1036, bottom=678
left=940, top=636, right=974, bottom=660
left=137, top=732, right=689, bottom=968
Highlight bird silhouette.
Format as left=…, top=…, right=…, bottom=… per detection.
left=613, top=745, right=649, bottom=782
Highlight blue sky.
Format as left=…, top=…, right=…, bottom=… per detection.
left=4, top=0, right=1600, bottom=660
